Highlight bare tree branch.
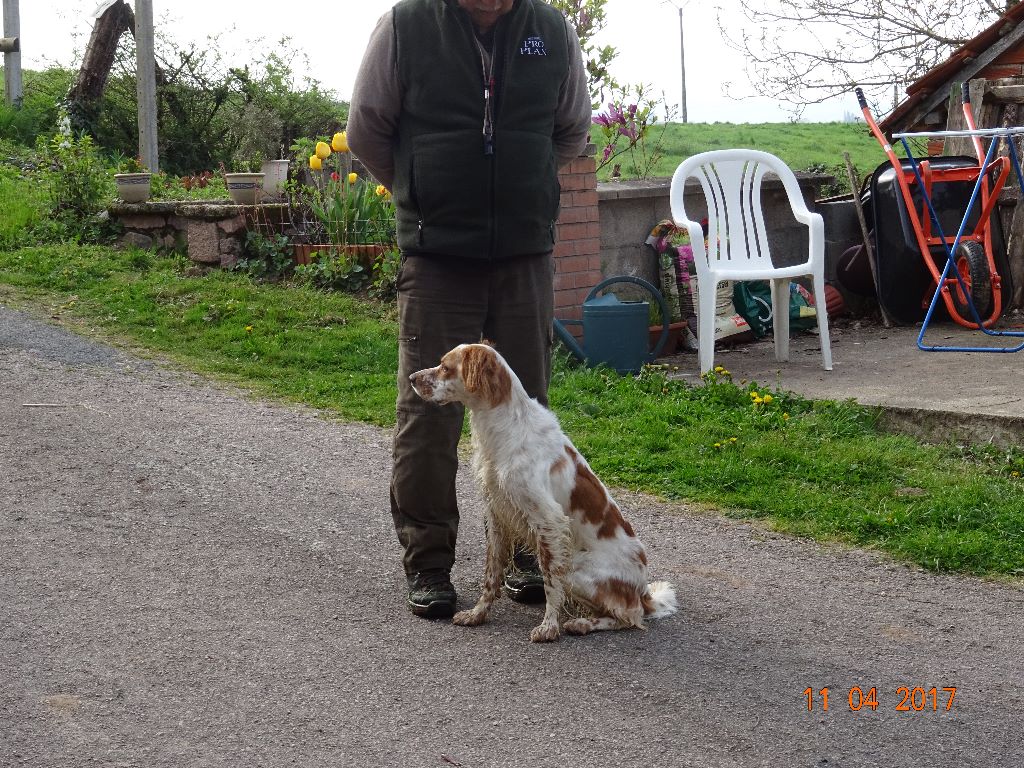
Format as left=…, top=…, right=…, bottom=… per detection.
left=717, top=0, right=1018, bottom=116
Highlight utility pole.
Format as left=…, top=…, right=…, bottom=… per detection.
left=663, top=0, right=688, bottom=123
left=2, top=0, right=23, bottom=107
left=135, top=0, right=159, bottom=171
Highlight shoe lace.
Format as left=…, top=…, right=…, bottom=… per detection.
left=412, top=569, right=452, bottom=590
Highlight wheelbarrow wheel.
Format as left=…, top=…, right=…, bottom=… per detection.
left=950, top=240, right=992, bottom=320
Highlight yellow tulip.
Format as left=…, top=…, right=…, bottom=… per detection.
left=309, top=155, right=322, bottom=170
left=331, top=131, right=349, bottom=153
left=348, top=172, right=358, bottom=184
left=315, top=141, right=331, bottom=160
left=375, top=184, right=388, bottom=196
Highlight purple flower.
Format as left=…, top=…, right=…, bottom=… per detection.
left=602, top=144, right=613, bottom=161
left=593, top=113, right=612, bottom=128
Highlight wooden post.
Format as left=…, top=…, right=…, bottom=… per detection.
left=134, top=0, right=159, bottom=172
left=945, top=79, right=989, bottom=157
left=843, top=152, right=893, bottom=327
left=2, top=0, right=23, bottom=106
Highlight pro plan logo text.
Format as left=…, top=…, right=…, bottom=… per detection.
left=520, top=36, right=547, bottom=56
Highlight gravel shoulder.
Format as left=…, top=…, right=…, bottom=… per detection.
left=2, top=303, right=1022, bottom=768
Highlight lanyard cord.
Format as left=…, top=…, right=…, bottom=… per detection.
left=475, top=37, right=495, bottom=156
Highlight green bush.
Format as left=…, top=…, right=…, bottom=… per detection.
left=32, top=132, right=118, bottom=244
left=0, top=67, right=73, bottom=145
left=236, top=230, right=294, bottom=280
left=70, top=35, right=347, bottom=175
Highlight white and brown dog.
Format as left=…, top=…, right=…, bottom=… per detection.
left=410, top=342, right=676, bottom=642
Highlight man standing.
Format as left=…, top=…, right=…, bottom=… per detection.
left=347, top=0, right=591, bottom=618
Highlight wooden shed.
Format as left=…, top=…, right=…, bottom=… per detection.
left=879, top=3, right=1024, bottom=141
left=877, top=4, right=1024, bottom=309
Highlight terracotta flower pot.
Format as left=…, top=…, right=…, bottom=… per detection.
left=648, top=321, right=686, bottom=357
left=292, top=243, right=387, bottom=268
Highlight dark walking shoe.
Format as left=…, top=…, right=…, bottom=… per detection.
left=407, top=570, right=457, bottom=619
left=504, top=551, right=546, bottom=604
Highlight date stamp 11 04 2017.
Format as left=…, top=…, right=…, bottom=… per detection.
left=804, top=686, right=957, bottom=713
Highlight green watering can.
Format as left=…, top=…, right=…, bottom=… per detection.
left=553, top=276, right=671, bottom=374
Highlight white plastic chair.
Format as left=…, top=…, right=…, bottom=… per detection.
left=670, top=149, right=833, bottom=376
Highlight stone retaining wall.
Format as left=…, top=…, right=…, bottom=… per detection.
left=596, top=174, right=835, bottom=288
left=110, top=201, right=289, bottom=270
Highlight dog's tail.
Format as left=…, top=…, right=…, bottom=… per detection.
left=641, top=581, right=678, bottom=619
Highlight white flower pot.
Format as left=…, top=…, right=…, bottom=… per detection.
left=260, top=160, right=289, bottom=197
left=114, top=172, right=152, bottom=203
left=225, top=172, right=265, bottom=205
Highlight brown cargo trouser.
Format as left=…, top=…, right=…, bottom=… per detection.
left=391, top=251, right=554, bottom=577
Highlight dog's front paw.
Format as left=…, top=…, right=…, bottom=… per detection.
left=453, top=608, right=487, bottom=626
left=529, top=622, right=561, bottom=643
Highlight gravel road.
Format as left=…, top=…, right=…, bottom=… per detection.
left=2, top=303, right=1022, bottom=767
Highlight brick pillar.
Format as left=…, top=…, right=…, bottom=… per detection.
left=554, top=151, right=601, bottom=326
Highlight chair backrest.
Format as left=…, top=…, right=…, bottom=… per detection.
left=670, top=149, right=812, bottom=276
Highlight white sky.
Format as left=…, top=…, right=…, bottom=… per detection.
left=8, top=0, right=851, bottom=123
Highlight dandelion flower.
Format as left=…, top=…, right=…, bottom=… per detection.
left=245, top=325, right=253, bottom=333
left=315, top=141, right=331, bottom=160
left=763, top=394, right=774, bottom=404
left=331, top=131, right=349, bottom=152
left=714, top=365, right=725, bottom=373
left=714, top=442, right=722, bottom=448
left=783, top=412, right=790, bottom=420
left=749, top=391, right=759, bottom=399
left=309, top=155, right=322, bottom=170
left=729, top=437, right=738, bottom=443
left=348, top=171, right=358, bottom=184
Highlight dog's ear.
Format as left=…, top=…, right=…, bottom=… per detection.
left=461, top=345, right=512, bottom=407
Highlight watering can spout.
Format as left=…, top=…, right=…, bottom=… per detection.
left=552, top=317, right=585, bottom=361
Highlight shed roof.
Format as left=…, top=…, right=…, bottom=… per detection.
left=878, top=3, right=1024, bottom=134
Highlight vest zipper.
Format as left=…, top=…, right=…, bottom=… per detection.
left=475, top=38, right=495, bottom=156
left=475, top=29, right=500, bottom=259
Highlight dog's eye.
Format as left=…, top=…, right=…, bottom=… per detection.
left=439, top=364, right=449, bottom=374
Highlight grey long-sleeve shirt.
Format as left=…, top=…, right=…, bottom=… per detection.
left=346, top=3, right=592, bottom=191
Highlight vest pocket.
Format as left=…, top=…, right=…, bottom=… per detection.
left=493, top=129, right=559, bottom=251
left=410, top=130, right=491, bottom=234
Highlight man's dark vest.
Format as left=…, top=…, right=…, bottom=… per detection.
left=391, top=0, right=570, bottom=258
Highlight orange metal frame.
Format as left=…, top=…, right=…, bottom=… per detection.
left=858, top=96, right=1008, bottom=328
